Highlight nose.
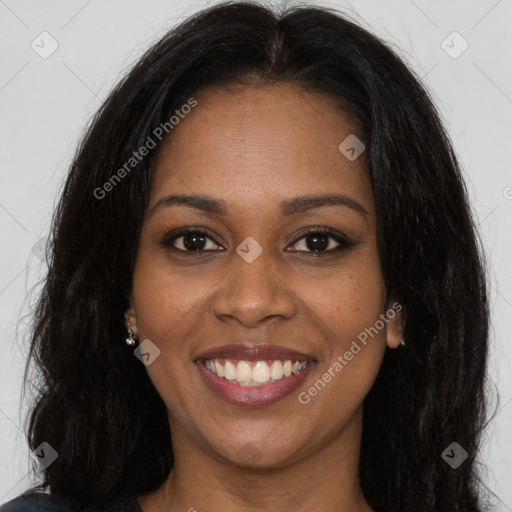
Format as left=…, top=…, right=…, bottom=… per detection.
left=212, top=249, right=297, bottom=328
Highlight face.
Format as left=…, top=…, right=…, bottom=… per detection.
left=125, top=82, right=403, bottom=468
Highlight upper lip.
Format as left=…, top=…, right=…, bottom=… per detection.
left=195, top=343, right=316, bottom=362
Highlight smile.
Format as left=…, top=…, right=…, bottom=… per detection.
left=203, top=358, right=310, bottom=386
left=194, top=343, right=316, bottom=406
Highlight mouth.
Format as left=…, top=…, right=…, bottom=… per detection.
left=201, top=357, right=310, bottom=386
left=194, top=344, right=317, bottom=406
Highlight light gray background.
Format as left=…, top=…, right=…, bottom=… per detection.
left=1, top=0, right=511, bottom=509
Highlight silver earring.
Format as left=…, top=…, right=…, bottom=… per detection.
left=125, top=323, right=137, bottom=346
left=400, top=337, right=406, bottom=347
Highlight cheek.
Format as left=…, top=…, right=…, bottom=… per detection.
left=296, top=250, right=386, bottom=345
left=130, top=246, right=209, bottom=342
left=129, top=253, right=206, bottom=416
left=295, top=252, right=386, bottom=407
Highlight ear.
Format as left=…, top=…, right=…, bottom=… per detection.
left=124, top=295, right=138, bottom=337
left=385, top=299, right=405, bottom=349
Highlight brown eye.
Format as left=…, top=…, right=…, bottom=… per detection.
left=180, top=232, right=207, bottom=251
left=299, top=233, right=336, bottom=252
left=161, top=229, right=223, bottom=252
left=287, top=229, right=356, bottom=254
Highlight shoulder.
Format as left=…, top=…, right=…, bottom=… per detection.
left=0, top=491, right=74, bottom=511
left=0, top=490, right=141, bottom=512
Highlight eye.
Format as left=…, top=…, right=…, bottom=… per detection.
left=161, top=228, right=224, bottom=252
left=160, top=227, right=356, bottom=255
left=287, top=228, right=355, bottom=254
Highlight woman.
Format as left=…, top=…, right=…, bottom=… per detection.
left=0, top=1, right=490, bottom=511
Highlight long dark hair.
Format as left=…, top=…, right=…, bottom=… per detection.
left=21, top=2, right=490, bottom=510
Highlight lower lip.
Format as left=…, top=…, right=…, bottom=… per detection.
left=196, top=360, right=316, bottom=407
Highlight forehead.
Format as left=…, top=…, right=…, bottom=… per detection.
left=150, top=82, right=373, bottom=216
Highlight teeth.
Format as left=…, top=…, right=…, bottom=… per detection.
left=253, top=361, right=270, bottom=383
left=215, top=359, right=225, bottom=378
left=224, top=360, right=237, bottom=380
left=236, top=361, right=252, bottom=382
left=204, top=358, right=309, bottom=386
left=270, top=360, right=284, bottom=380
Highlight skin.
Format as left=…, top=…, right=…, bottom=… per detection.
left=125, top=82, right=404, bottom=512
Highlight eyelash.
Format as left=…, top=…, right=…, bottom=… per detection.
left=159, top=226, right=356, bottom=256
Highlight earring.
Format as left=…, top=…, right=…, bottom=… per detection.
left=125, top=323, right=137, bottom=346
left=400, top=337, right=406, bottom=347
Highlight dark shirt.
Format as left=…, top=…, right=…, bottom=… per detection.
left=0, top=490, right=142, bottom=512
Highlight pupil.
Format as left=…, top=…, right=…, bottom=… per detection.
left=306, top=233, right=328, bottom=251
left=184, top=233, right=206, bottom=250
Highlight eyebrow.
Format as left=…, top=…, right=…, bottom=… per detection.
left=148, top=193, right=369, bottom=218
